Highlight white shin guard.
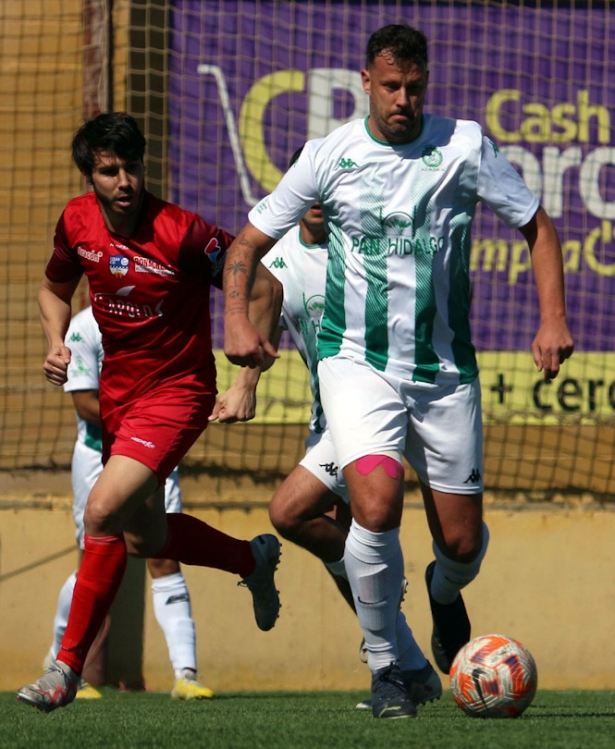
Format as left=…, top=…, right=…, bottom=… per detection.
left=151, top=572, right=197, bottom=675
left=344, top=520, right=404, bottom=672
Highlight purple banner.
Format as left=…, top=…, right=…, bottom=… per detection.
left=169, top=1, right=615, bottom=352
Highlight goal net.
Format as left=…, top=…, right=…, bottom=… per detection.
left=2, top=0, right=614, bottom=498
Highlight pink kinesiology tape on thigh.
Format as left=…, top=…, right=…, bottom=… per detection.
left=355, top=454, right=404, bottom=480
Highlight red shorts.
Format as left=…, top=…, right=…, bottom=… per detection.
left=100, top=383, right=215, bottom=484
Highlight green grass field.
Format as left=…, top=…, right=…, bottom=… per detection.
left=2, top=689, right=614, bottom=749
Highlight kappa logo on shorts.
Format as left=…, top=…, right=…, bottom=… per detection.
left=319, top=461, right=339, bottom=479
left=130, top=436, right=156, bottom=449
left=463, top=468, right=482, bottom=484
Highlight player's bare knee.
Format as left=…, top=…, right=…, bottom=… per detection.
left=146, top=556, right=179, bottom=577
left=436, top=521, right=489, bottom=565
left=352, top=502, right=402, bottom=533
left=437, top=529, right=481, bottom=562
left=83, top=497, right=122, bottom=536
left=268, top=501, right=301, bottom=540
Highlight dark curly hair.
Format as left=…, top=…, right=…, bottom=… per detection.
left=71, top=112, right=146, bottom=177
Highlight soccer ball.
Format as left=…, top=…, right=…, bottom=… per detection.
left=449, top=634, right=538, bottom=718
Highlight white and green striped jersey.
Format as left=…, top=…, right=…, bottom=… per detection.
left=63, top=306, right=104, bottom=452
left=262, top=226, right=328, bottom=435
left=249, top=114, right=539, bottom=384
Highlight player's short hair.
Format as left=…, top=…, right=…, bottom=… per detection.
left=366, top=24, right=428, bottom=69
left=71, top=112, right=147, bottom=177
left=289, top=146, right=304, bottom=169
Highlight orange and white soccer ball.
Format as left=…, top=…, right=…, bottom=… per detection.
left=449, top=634, right=538, bottom=718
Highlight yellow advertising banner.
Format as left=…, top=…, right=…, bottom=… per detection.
left=215, top=350, right=615, bottom=426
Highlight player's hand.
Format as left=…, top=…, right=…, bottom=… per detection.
left=43, top=344, right=71, bottom=386
left=531, top=319, right=574, bottom=381
left=224, top=315, right=279, bottom=368
left=209, top=383, right=257, bottom=424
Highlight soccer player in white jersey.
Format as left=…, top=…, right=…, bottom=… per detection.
left=47, top=305, right=214, bottom=700
left=216, top=147, right=442, bottom=709
left=223, top=25, right=574, bottom=718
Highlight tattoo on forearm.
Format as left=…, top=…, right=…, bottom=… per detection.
left=226, top=260, right=248, bottom=278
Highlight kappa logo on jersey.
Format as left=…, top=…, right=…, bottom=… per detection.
left=255, top=198, right=269, bottom=215
left=337, top=157, right=358, bottom=169
left=109, top=255, right=129, bottom=278
left=94, top=285, right=164, bottom=319
left=268, top=257, right=287, bottom=270
left=134, top=256, right=175, bottom=276
left=488, top=138, right=500, bottom=158
left=77, top=246, right=103, bottom=263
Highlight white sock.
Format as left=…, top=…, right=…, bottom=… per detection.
left=323, top=557, right=347, bottom=578
left=344, top=519, right=404, bottom=672
left=396, top=610, right=428, bottom=672
left=151, top=572, right=197, bottom=676
left=429, top=522, right=490, bottom=604
left=51, top=571, right=77, bottom=658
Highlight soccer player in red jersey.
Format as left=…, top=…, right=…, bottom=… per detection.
left=17, top=112, right=283, bottom=713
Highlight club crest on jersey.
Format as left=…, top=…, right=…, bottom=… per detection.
left=304, top=294, right=325, bottom=317
left=421, top=146, right=444, bottom=169
left=109, top=255, right=129, bottom=278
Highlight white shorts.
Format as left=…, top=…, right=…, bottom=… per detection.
left=299, top=428, right=349, bottom=503
left=318, top=356, right=484, bottom=495
left=71, top=440, right=183, bottom=548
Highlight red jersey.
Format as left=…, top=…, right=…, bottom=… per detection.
left=46, top=191, right=234, bottom=405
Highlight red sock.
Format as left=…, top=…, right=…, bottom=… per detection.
left=153, top=513, right=255, bottom=577
left=58, top=534, right=127, bottom=674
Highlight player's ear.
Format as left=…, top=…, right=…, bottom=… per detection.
left=361, top=68, right=371, bottom=95
left=81, top=171, right=93, bottom=186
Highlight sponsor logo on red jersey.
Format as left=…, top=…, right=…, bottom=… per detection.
left=134, top=256, right=175, bottom=276
left=94, top=286, right=164, bottom=319
left=77, top=246, right=103, bottom=263
left=204, top=238, right=222, bottom=262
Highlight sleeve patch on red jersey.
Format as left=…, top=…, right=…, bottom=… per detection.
left=204, top=238, right=223, bottom=262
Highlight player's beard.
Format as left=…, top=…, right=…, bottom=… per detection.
left=96, top=186, right=145, bottom=234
